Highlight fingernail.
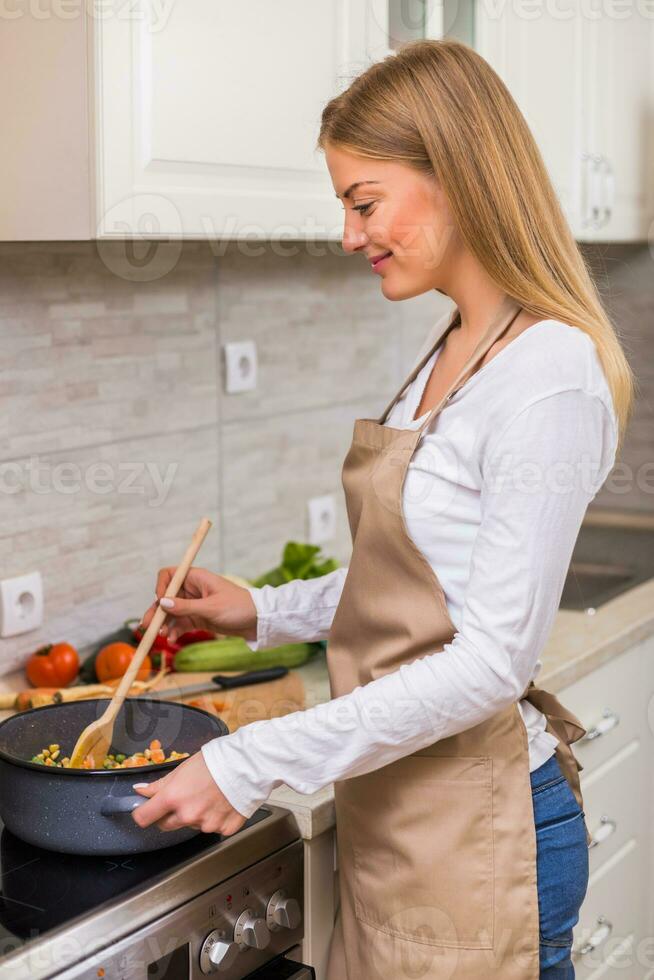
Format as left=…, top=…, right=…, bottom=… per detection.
left=133, top=783, right=148, bottom=789
left=159, top=598, right=174, bottom=608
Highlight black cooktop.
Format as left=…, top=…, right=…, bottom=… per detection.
left=0, top=811, right=268, bottom=958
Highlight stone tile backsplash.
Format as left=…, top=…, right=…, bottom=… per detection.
left=582, top=244, right=654, bottom=513
left=0, top=240, right=447, bottom=675
left=0, top=240, right=651, bottom=676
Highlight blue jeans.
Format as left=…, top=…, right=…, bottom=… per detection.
left=531, top=753, right=589, bottom=978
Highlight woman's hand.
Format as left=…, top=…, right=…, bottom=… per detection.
left=139, top=566, right=258, bottom=643
left=131, top=751, right=247, bottom=836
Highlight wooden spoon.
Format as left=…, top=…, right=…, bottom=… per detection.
left=68, top=517, right=213, bottom=768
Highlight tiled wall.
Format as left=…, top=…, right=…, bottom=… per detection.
left=1, top=240, right=651, bottom=676
left=582, top=243, right=654, bottom=513
left=0, top=240, right=446, bottom=675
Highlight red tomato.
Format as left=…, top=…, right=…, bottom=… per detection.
left=96, top=642, right=151, bottom=683
left=26, top=642, right=79, bottom=688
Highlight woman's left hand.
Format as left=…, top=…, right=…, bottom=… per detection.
left=131, top=751, right=247, bottom=836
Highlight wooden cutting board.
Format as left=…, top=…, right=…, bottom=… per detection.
left=151, top=670, right=305, bottom=733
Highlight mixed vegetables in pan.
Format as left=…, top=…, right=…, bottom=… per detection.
left=30, top=738, right=189, bottom=770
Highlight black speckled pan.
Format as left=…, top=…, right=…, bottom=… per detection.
left=0, top=697, right=228, bottom=856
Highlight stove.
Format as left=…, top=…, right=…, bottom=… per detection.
left=0, top=805, right=312, bottom=979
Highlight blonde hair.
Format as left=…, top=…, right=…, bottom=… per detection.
left=317, top=39, right=635, bottom=451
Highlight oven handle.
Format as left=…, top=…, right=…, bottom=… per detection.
left=245, top=956, right=316, bottom=978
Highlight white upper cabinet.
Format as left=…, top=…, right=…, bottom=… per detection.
left=475, top=4, right=585, bottom=233
left=586, top=6, right=654, bottom=240
left=2, top=1, right=652, bottom=241
left=1, top=2, right=385, bottom=241
left=95, top=1, right=383, bottom=240
left=476, top=2, right=654, bottom=242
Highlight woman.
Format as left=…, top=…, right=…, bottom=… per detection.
left=135, top=40, right=633, bottom=979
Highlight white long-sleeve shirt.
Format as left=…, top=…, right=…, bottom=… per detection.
left=201, top=317, right=618, bottom=818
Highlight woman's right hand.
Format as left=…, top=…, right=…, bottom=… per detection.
left=139, top=566, right=258, bottom=644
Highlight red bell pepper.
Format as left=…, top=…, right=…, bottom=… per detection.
left=175, top=629, right=216, bottom=647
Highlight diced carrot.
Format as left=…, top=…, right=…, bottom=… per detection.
left=150, top=739, right=161, bottom=751
left=151, top=749, right=165, bottom=763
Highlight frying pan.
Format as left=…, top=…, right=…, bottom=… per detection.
left=0, top=696, right=228, bottom=856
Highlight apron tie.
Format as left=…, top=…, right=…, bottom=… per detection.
left=521, top=681, right=591, bottom=845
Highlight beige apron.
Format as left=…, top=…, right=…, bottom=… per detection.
left=325, top=296, right=588, bottom=980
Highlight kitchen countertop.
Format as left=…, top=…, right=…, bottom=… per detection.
left=268, top=574, right=654, bottom=839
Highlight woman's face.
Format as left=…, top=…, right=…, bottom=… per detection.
left=324, top=142, right=461, bottom=301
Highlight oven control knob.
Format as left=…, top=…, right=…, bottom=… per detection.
left=199, top=930, right=240, bottom=974
left=234, top=908, right=270, bottom=950
left=266, top=889, right=302, bottom=931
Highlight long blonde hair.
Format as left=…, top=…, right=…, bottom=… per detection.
left=317, top=39, right=634, bottom=451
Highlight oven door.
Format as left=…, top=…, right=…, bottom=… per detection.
left=245, top=954, right=316, bottom=978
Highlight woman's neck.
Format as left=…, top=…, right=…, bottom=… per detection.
left=443, top=253, right=509, bottom=340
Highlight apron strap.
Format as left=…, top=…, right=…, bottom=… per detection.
left=377, top=307, right=461, bottom=424
left=378, top=295, right=523, bottom=429
left=414, top=295, right=523, bottom=436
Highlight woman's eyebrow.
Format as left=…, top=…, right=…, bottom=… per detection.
left=336, top=180, right=381, bottom=200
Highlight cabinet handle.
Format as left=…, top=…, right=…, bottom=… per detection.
left=595, top=155, right=614, bottom=228
left=581, top=708, right=620, bottom=742
left=588, top=815, right=617, bottom=849
left=575, top=915, right=613, bottom=957
left=581, top=153, right=596, bottom=228
left=590, top=155, right=604, bottom=228
left=581, top=153, right=610, bottom=230
left=603, top=157, right=615, bottom=223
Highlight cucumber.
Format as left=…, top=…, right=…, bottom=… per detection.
left=172, top=638, right=318, bottom=672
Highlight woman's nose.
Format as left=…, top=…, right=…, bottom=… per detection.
left=341, top=219, right=368, bottom=255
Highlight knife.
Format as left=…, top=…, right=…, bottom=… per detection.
left=139, top=666, right=289, bottom=701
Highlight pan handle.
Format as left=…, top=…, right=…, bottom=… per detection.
left=101, top=794, right=147, bottom=815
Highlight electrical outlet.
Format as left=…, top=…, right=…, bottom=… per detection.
left=0, top=571, right=44, bottom=638
left=307, top=495, right=337, bottom=545
left=223, top=341, right=258, bottom=394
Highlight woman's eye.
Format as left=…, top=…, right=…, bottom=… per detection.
left=353, top=202, right=374, bottom=215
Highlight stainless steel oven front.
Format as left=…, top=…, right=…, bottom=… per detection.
left=55, top=840, right=308, bottom=979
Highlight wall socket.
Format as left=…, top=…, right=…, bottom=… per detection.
left=223, top=340, right=258, bottom=393
left=0, top=571, right=44, bottom=638
left=307, top=495, right=337, bottom=545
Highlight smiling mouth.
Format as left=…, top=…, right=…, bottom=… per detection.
left=371, top=251, right=393, bottom=270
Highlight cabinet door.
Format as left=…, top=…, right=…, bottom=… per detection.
left=584, top=7, right=654, bottom=241
left=574, top=839, right=648, bottom=979
left=558, top=642, right=646, bottom=776
left=558, top=637, right=654, bottom=976
left=476, top=1, right=587, bottom=236
left=94, top=1, right=374, bottom=239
